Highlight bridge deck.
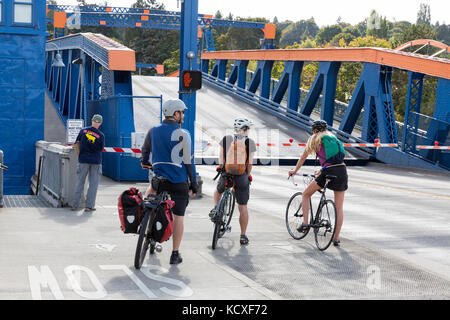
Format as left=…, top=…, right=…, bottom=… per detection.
left=1, top=163, right=449, bottom=299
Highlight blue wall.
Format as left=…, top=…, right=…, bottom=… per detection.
left=0, top=0, right=47, bottom=194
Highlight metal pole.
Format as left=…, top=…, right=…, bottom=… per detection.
left=179, top=0, right=199, bottom=144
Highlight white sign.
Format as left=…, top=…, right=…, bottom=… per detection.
left=67, top=119, right=84, bottom=144
left=131, top=132, right=147, bottom=158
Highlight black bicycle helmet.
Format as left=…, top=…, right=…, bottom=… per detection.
left=312, top=120, right=328, bottom=132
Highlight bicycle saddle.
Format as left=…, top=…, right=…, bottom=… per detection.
left=143, top=194, right=164, bottom=209
left=325, top=175, right=337, bottom=180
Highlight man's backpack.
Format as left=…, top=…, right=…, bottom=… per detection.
left=224, top=136, right=249, bottom=175
left=118, top=188, right=143, bottom=234
left=319, top=135, right=346, bottom=165
left=151, top=200, right=175, bottom=243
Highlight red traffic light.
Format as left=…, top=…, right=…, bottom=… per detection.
left=181, top=70, right=202, bottom=90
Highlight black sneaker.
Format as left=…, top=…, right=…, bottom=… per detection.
left=170, top=251, right=183, bottom=265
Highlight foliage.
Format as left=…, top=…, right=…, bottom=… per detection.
left=315, top=24, right=343, bottom=45
left=279, top=18, right=320, bottom=47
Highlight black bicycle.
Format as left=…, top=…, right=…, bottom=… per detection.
left=286, top=173, right=337, bottom=251
left=211, top=169, right=236, bottom=250
left=134, top=179, right=170, bottom=269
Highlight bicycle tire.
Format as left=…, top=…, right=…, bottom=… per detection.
left=226, top=191, right=236, bottom=226
left=134, top=211, right=151, bottom=269
left=212, top=211, right=222, bottom=250
left=285, top=192, right=313, bottom=240
left=314, top=199, right=337, bottom=251
left=219, top=192, right=233, bottom=238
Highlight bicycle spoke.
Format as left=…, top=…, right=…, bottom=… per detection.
left=286, top=192, right=309, bottom=240
left=314, top=200, right=337, bottom=251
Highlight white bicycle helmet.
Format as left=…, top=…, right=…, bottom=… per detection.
left=233, top=117, right=254, bottom=131
left=163, top=99, right=187, bottom=117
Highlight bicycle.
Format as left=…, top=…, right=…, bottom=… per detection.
left=286, top=173, right=338, bottom=251
left=134, top=176, right=170, bottom=269
left=211, top=168, right=236, bottom=250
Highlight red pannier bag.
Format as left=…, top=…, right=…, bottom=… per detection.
left=118, top=187, right=143, bottom=234
left=151, top=200, right=175, bottom=243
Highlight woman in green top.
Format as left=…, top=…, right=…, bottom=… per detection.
left=288, top=120, right=348, bottom=246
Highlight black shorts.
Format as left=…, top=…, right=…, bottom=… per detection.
left=153, top=178, right=189, bottom=216
left=217, top=173, right=250, bottom=205
left=315, top=165, right=348, bottom=191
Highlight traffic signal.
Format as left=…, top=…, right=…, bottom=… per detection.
left=181, top=70, right=202, bottom=90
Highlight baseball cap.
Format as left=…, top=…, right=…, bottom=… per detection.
left=92, top=114, right=103, bottom=123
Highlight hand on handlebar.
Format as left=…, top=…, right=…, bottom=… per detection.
left=288, top=170, right=297, bottom=178
left=141, top=162, right=152, bottom=170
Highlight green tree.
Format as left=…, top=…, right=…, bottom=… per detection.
left=279, top=18, right=319, bottom=47
left=436, top=24, right=450, bottom=45
left=330, top=32, right=356, bottom=47
left=314, top=24, right=343, bottom=45
left=417, top=3, right=431, bottom=26
left=366, top=10, right=390, bottom=39
left=124, top=0, right=179, bottom=74
left=162, top=49, right=180, bottom=75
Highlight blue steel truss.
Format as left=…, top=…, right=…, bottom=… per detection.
left=47, top=5, right=269, bottom=48
left=202, top=57, right=450, bottom=171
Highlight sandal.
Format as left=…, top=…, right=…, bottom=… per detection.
left=296, top=223, right=309, bottom=233
left=240, top=235, right=249, bottom=245
left=333, top=239, right=341, bottom=246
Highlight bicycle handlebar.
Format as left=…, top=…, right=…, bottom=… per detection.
left=288, top=173, right=315, bottom=187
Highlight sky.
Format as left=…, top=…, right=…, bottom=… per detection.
left=57, top=0, right=450, bottom=26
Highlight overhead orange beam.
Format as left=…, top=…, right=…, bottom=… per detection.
left=395, top=39, right=450, bottom=51
left=202, top=48, right=450, bottom=79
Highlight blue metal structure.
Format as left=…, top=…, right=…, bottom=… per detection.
left=201, top=48, right=450, bottom=171
left=179, top=0, right=198, bottom=146
left=0, top=0, right=47, bottom=194
left=45, top=33, right=153, bottom=181
left=46, top=4, right=274, bottom=49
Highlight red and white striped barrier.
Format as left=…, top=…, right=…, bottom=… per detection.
left=205, top=141, right=397, bottom=148
left=417, top=146, right=450, bottom=150
left=416, top=142, right=449, bottom=150
left=103, top=147, right=142, bottom=154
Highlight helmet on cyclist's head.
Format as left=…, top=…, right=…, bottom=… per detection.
left=233, top=117, right=254, bottom=131
left=163, top=99, right=187, bottom=117
left=312, top=120, right=327, bottom=133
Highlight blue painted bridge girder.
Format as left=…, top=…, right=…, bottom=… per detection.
left=202, top=54, right=450, bottom=171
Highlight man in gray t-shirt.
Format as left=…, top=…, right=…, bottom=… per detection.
left=210, top=118, right=256, bottom=246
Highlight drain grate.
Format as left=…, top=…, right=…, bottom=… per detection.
left=2, top=195, right=51, bottom=208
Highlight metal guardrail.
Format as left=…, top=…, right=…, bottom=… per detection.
left=202, top=72, right=376, bottom=159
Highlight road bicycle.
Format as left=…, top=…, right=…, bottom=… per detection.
left=134, top=177, right=169, bottom=269
left=286, top=173, right=337, bottom=251
left=211, top=168, right=236, bottom=250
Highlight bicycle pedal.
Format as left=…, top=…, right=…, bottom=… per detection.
left=226, top=226, right=232, bottom=233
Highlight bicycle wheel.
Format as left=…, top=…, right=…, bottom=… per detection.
left=314, top=199, right=337, bottom=251
left=212, top=211, right=223, bottom=250
left=134, top=211, right=151, bottom=269
left=219, top=192, right=233, bottom=238
left=225, top=191, right=236, bottom=227
left=285, top=192, right=312, bottom=240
